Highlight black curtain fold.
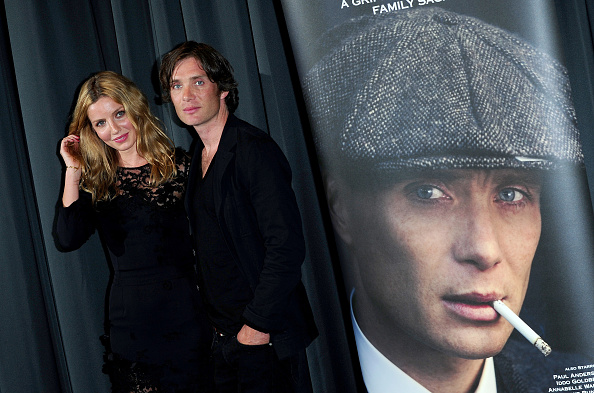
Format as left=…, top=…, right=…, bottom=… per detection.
left=2, top=0, right=594, bottom=392
left=0, top=2, right=65, bottom=392
left=0, top=1, right=351, bottom=391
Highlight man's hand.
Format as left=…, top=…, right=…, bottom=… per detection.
left=236, top=324, right=270, bottom=345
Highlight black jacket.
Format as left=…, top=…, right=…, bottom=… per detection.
left=494, top=338, right=592, bottom=393
left=186, top=114, right=317, bottom=359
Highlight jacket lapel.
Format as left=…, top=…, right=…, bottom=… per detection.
left=211, top=115, right=238, bottom=218
left=184, top=114, right=239, bottom=222
left=184, top=138, right=204, bottom=231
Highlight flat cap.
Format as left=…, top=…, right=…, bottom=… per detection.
left=303, top=7, right=583, bottom=176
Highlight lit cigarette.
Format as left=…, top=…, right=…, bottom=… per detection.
left=492, top=299, right=551, bottom=356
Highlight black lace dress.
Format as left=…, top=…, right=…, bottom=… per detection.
left=56, top=149, right=214, bottom=392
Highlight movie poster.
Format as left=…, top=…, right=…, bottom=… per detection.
left=281, top=1, right=594, bottom=391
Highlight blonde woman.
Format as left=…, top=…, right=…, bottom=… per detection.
left=56, top=71, right=213, bottom=392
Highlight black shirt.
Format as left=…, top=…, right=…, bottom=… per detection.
left=193, top=154, right=253, bottom=335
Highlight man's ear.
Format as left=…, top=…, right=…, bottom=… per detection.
left=220, top=90, right=229, bottom=100
left=325, top=176, right=353, bottom=245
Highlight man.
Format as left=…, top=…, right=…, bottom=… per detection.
left=303, top=7, right=585, bottom=393
left=159, top=41, right=317, bottom=392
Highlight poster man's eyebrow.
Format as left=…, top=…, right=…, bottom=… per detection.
left=488, top=170, right=543, bottom=188
left=392, top=169, right=542, bottom=183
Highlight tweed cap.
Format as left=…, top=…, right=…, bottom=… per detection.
left=303, top=7, right=583, bottom=177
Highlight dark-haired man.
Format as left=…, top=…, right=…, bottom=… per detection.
left=303, top=7, right=585, bottom=393
left=160, top=41, right=317, bottom=393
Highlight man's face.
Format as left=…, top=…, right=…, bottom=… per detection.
left=337, top=169, right=542, bottom=363
left=169, top=57, right=228, bottom=130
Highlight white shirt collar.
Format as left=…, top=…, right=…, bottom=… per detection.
left=350, top=289, right=497, bottom=393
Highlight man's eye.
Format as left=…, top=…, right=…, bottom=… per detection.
left=416, top=185, right=444, bottom=199
left=498, top=188, right=523, bottom=202
left=195, top=80, right=204, bottom=86
left=171, top=84, right=181, bottom=90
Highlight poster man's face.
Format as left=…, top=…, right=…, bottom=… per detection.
left=337, top=169, right=542, bottom=362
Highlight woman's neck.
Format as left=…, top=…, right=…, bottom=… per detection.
left=118, top=150, right=148, bottom=168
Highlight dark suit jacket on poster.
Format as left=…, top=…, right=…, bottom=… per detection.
left=494, top=338, right=591, bottom=393
left=185, top=114, right=318, bottom=359
left=356, top=338, right=590, bottom=392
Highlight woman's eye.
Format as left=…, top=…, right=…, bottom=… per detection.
left=498, top=188, right=523, bottom=202
left=116, top=110, right=125, bottom=118
left=416, top=185, right=444, bottom=199
left=95, top=120, right=105, bottom=127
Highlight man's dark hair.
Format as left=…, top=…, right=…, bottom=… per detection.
left=159, top=41, right=239, bottom=113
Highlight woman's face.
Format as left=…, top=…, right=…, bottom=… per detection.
left=87, top=96, right=138, bottom=157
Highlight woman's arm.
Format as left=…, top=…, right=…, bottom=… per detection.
left=60, top=135, right=82, bottom=207
left=56, top=134, right=96, bottom=251
left=55, top=192, right=96, bottom=251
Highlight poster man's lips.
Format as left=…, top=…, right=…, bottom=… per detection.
left=442, top=292, right=502, bottom=321
left=445, top=293, right=501, bottom=303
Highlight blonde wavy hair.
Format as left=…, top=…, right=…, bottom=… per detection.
left=68, top=71, right=176, bottom=203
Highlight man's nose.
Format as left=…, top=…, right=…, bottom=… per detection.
left=453, top=202, right=503, bottom=271
left=182, top=85, right=194, bottom=101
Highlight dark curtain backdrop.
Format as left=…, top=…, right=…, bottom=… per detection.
left=1, top=1, right=594, bottom=392
left=0, top=1, right=353, bottom=392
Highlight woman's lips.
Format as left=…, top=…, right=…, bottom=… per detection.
left=442, top=293, right=502, bottom=322
left=113, top=133, right=128, bottom=143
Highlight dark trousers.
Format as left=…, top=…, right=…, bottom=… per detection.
left=211, top=333, right=313, bottom=393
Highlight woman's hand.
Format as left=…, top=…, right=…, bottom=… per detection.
left=60, top=135, right=82, bottom=207
left=60, top=135, right=81, bottom=170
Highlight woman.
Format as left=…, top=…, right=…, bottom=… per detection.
left=56, top=71, right=213, bottom=392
